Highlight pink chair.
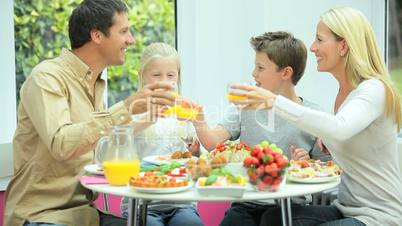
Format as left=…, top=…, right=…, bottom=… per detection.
left=197, top=201, right=231, bottom=226
left=0, top=191, right=5, bottom=226
left=95, top=193, right=123, bottom=216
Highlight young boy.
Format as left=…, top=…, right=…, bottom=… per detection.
left=191, top=31, right=330, bottom=226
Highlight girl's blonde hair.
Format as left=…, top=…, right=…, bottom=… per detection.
left=138, top=42, right=182, bottom=93
left=321, top=6, right=402, bottom=129
left=136, top=43, right=187, bottom=145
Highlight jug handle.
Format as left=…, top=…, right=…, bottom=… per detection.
left=95, top=136, right=109, bottom=167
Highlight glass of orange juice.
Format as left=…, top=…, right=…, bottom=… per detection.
left=161, top=83, right=198, bottom=121
left=227, top=83, right=248, bottom=102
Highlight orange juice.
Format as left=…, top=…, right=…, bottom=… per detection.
left=227, top=94, right=248, bottom=101
left=162, top=105, right=198, bottom=120
left=103, top=160, right=140, bottom=185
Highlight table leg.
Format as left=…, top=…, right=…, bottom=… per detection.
left=280, top=198, right=292, bottom=226
left=102, top=193, right=109, bottom=212
left=127, top=198, right=140, bottom=226
left=139, top=200, right=148, bottom=226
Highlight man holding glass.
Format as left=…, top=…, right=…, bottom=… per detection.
left=3, top=0, right=175, bottom=226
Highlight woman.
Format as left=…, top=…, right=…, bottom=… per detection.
left=229, top=7, right=402, bottom=226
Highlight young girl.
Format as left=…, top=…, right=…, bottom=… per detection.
left=120, top=42, right=203, bottom=226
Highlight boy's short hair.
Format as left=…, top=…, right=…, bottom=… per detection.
left=250, top=31, right=307, bottom=85
left=68, top=0, right=128, bottom=49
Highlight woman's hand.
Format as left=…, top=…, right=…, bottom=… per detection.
left=229, top=83, right=277, bottom=110
left=290, top=145, right=310, bottom=160
left=317, top=138, right=330, bottom=155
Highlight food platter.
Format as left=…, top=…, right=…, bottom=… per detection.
left=287, top=174, right=340, bottom=183
left=129, top=180, right=193, bottom=194
left=142, top=154, right=197, bottom=165
left=287, top=160, right=341, bottom=184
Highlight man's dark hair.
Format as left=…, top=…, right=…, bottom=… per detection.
left=250, top=31, right=307, bottom=85
left=68, top=0, right=128, bottom=49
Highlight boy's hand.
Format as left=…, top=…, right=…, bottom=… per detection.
left=175, top=98, right=206, bottom=125
left=290, top=145, right=310, bottom=160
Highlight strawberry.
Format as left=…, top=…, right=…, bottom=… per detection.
left=276, top=158, right=288, bottom=169
left=256, top=165, right=265, bottom=177
left=257, top=180, right=267, bottom=191
left=272, top=177, right=283, bottom=185
left=251, top=146, right=261, bottom=157
left=250, top=157, right=260, bottom=168
left=243, top=157, right=253, bottom=168
left=265, top=163, right=278, bottom=177
left=263, top=147, right=273, bottom=154
left=262, top=175, right=273, bottom=185
left=257, top=152, right=266, bottom=162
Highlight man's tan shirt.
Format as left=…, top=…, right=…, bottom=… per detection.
left=4, top=49, right=131, bottom=226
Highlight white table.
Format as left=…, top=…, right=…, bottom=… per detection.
left=82, top=179, right=340, bottom=226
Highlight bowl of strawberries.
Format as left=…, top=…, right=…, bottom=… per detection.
left=243, top=141, right=289, bottom=192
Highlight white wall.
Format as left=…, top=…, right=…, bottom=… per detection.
left=0, top=0, right=16, bottom=144
left=0, top=0, right=16, bottom=187
left=177, top=0, right=264, bottom=125
left=177, top=0, right=387, bottom=125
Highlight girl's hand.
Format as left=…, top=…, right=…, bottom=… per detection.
left=290, top=145, right=310, bottom=160
left=228, top=83, right=277, bottom=110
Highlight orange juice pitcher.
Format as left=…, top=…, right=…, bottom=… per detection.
left=95, top=125, right=140, bottom=185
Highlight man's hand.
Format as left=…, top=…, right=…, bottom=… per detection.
left=124, top=81, right=176, bottom=114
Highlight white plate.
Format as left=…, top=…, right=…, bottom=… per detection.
left=142, top=155, right=197, bottom=165
left=129, top=180, right=193, bottom=194
left=287, top=175, right=340, bottom=184
left=84, top=164, right=104, bottom=175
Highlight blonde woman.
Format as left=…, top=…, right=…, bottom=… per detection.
left=230, top=7, right=402, bottom=226
left=121, top=42, right=203, bottom=226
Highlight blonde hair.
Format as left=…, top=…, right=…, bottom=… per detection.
left=138, top=42, right=182, bottom=93
left=137, top=43, right=187, bottom=142
left=321, top=6, right=402, bottom=129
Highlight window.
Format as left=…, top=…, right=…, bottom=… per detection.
left=389, top=0, right=402, bottom=95
left=13, top=0, right=176, bottom=106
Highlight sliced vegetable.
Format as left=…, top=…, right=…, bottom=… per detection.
left=205, top=174, right=218, bottom=185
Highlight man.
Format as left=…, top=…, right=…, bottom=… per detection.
left=3, top=0, right=175, bottom=225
